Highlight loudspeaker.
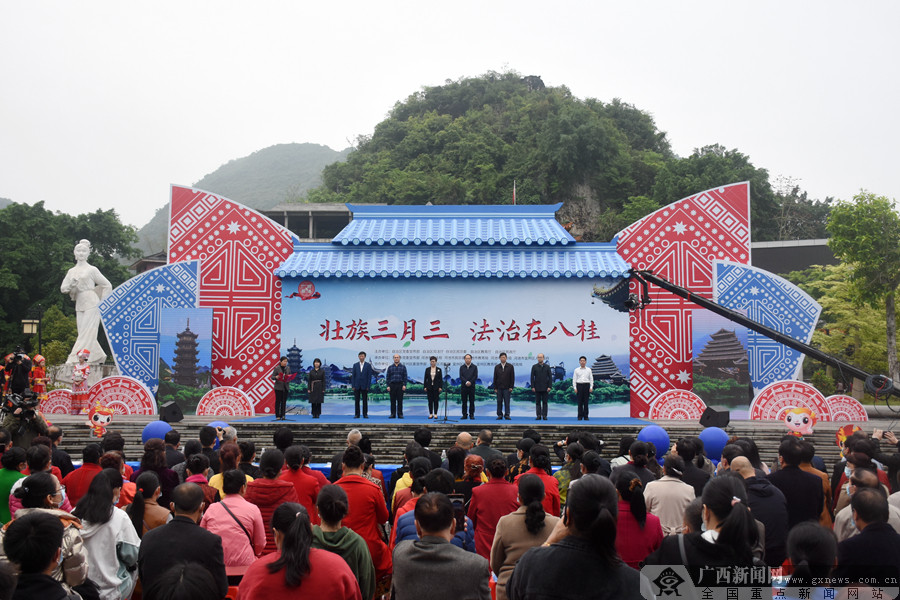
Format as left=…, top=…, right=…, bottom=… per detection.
left=159, top=401, right=184, bottom=423
left=699, top=407, right=730, bottom=429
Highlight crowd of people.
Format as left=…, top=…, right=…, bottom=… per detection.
left=0, top=422, right=899, bottom=599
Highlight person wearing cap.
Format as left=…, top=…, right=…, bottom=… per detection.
left=30, top=354, right=48, bottom=404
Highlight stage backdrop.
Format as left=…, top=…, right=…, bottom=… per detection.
left=280, top=277, right=630, bottom=417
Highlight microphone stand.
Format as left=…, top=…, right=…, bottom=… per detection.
left=436, top=362, right=456, bottom=423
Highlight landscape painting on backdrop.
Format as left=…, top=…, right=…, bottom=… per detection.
left=280, top=277, right=630, bottom=417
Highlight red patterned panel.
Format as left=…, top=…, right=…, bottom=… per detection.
left=648, top=389, right=707, bottom=420
left=168, top=186, right=294, bottom=414
left=88, top=376, right=157, bottom=416
left=42, top=389, right=73, bottom=415
left=749, top=380, right=830, bottom=421
left=616, top=183, right=750, bottom=417
left=196, top=387, right=255, bottom=417
left=824, top=395, right=869, bottom=422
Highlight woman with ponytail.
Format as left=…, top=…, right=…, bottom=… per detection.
left=490, top=474, right=560, bottom=600
left=507, top=474, right=644, bottom=600
left=513, top=445, right=560, bottom=516
left=125, top=470, right=171, bottom=537
left=611, top=440, right=656, bottom=487
left=237, top=503, right=361, bottom=600
left=612, top=468, right=662, bottom=568
left=553, top=442, right=584, bottom=506
left=780, top=522, right=837, bottom=596
left=645, top=474, right=758, bottom=568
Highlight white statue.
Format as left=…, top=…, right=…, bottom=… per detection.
left=61, top=239, right=112, bottom=364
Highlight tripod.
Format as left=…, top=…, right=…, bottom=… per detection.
left=436, top=362, right=457, bottom=424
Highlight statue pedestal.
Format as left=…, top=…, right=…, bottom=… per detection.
left=50, top=363, right=120, bottom=387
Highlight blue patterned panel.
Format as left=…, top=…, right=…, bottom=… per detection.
left=99, top=261, right=199, bottom=393
left=713, top=260, right=821, bottom=393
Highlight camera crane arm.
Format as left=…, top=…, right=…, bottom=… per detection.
left=630, top=269, right=900, bottom=399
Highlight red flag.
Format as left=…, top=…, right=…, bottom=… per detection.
left=512, top=180, right=516, bottom=205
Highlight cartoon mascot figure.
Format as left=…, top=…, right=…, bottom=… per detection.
left=85, top=401, right=114, bottom=438
left=784, top=406, right=816, bottom=437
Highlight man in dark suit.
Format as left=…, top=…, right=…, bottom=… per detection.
left=138, top=483, right=228, bottom=599
left=414, top=428, right=442, bottom=469
left=458, top=354, right=478, bottom=420
left=48, top=426, right=74, bottom=477
left=470, top=429, right=504, bottom=465
left=530, top=353, right=552, bottom=421
left=351, top=351, right=373, bottom=418
left=392, top=492, right=491, bottom=600
left=493, top=353, right=515, bottom=421
left=833, top=488, right=900, bottom=582
left=767, top=437, right=824, bottom=529
left=164, top=429, right=185, bottom=468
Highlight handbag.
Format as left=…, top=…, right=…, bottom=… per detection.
left=220, top=500, right=254, bottom=548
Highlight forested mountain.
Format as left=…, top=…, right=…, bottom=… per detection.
left=306, top=71, right=830, bottom=242
left=135, top=143, right=350, bottom=254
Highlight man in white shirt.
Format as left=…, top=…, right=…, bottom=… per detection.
left=572, top=356, right=593, bottom=421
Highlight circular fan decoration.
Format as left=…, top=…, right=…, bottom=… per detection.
left=41, top=389, right=73, bottom=415
left=196, top=387, right=255, bottom=417
left=749, top=380, right=829, bottom=421
left=824, top=394, right=869, bottom=422
left=88, top=376, right=157, bottom=415
left=648, top=389, right=707, bottom=420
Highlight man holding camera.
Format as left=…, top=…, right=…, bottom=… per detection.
left=4, top=349, right=32, bottom=395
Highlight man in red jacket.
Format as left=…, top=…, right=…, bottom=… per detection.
left=61, top=443, right=103, bottom=506
left=468, top=457, right=519, bottom=559
left=336, top=445, right=391, bottom=580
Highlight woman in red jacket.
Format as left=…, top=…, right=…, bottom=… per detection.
left=612, top=468, right=663, bottom=568
left=245, top=449, right=299, bottom=555
left=237, top=503, right=360, bottom=600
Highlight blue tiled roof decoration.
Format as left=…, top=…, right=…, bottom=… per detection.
left=275, top=244, right=629, bottom=279
left=277, top=203, right=629, bottom=279
left=333, top=203, right=575, bottom=246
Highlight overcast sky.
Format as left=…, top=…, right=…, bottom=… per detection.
left=2, top=1, right=898, bottom=228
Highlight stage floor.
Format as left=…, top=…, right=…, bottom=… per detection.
left=234, top=413, right=647, bottom=427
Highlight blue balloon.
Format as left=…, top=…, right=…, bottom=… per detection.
left=207, top=421, right=229, bottom=450
left=699, top=427, right=730, bottom=463
left=637, top=425, right=670, bottom=465
left=142, top=421, right=172, bottom=444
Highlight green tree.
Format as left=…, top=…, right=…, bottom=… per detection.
left=650, top=144, right=779, bottom=241
left=827, top=192, right=900, bottom=383
left=311, top=71, right=672, bottom=241
left=787, top=264, right=895, bottom=385
left=0, top=202, right=139, bottom=358
left=40, top=305, right=77, bottom=365
left=772, top=176, right=832, bottom=240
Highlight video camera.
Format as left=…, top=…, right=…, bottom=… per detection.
left=2, top=391, right=41, bottom=437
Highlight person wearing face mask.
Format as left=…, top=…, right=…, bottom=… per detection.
left=644, top=475, right=759, bottom=568
left=73, top=468, right=141, bottom=600
left=1, top=472, right=89, bottom=592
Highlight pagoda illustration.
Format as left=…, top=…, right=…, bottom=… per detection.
left=693, top=328, right=749, bottom=382
left=173, top=319, right=199, bottom=387
left=591, top=355, right=625, bottom=385
left=286, top=339, right=303, bottom=374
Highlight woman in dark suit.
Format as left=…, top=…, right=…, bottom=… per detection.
left=271, top=357, right=290, bottom=420
left=423, top=356, right=443, bottom=419
left=308, top=358, right=325, bottom=419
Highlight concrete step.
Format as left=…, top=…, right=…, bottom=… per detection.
left=42, top=415, right=882, bottom=472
